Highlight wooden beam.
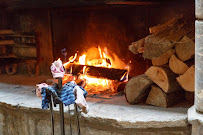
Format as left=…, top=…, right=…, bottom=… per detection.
left=0, top=0, right=161, bottom=10
left=107, top=1, right=160, bottom=5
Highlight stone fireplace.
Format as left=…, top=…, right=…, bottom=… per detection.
left=0, top=0, right=201, bottom=134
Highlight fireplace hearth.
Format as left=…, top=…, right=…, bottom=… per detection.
left=0, top=0, right=197, bottom=134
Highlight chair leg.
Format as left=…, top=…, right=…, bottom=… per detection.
left=74, top=104, right=80, bottom=135
left=58, top=78, right=65, bottom=135
left=50, top=94, right=54, bottom=135
left=68, top=105, right=72, bottom=135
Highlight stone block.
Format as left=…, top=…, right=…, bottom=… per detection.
left=0, top=113, right=4, bottom=135
left=188, top=106, right=203, bottom=135
left=192, top=124, right=203, bottom=135
left=196, top=0, right=203, bottom=19
left=195, top=20, right=203, bottom=112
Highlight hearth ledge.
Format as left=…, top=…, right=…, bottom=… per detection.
left=0, top=83, right=191, bottom=134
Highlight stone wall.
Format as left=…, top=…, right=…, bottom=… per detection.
left=0, top=102, right=191, bottom=135
left=195, top=0, right=203, bottom=113
left=187, top=0, right=203, bottom=135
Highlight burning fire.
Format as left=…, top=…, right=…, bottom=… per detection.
left=63, top=46, right=128, bottom=93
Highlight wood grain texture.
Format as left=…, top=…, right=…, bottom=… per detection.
left=169, top=54, right=189, bottom=74
left=125, top=74, right=153, bottom=104
left=146, top=85, right=183, bottom=107
left=145, top=66, right=182, bottom=93
left=176, top=65, right=195, bottom=92
left=152, top=49, right=175, bottom=66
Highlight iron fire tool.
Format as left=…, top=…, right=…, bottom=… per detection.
left=58, top=77, right=74, bottom=135
left=46, top=79, right=66, bottom=135
left=46, top=87, right=63, bottom=135
left=58, top=77, right=81, bottom=135
left=68, top=65, right=81, bottom=135
left=49, top=93, right=54, bottom=135
left=58, top=77, right=65, bottom=135
left=48, top=77, right=81, bottom=135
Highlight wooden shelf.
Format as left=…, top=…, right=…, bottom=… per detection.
left=0, top=40, right=15, bottom=45
left=0, top=54, right=17, bottom=58
left=0, top=30, right=15, bottom=35
left=0, top=55, right=37, bottom=59
left=0, top=44, right=36, bottom=47
left=7, top=35, right=35, bottom=38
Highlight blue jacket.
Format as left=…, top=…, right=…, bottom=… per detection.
left=41, top=82, right=88, bottom=109
left=41, top=85, right=58, bottom=110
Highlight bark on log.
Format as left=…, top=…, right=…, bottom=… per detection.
left=175, top=36, right=195, bottom=61
left=146, top=85, right=183, bottom=107
left=145, top=66, right=182, bottom=93
left=152, top=49, right=175, bottom=66
left=169, top=54, right=189, bottom=74
left=143, top=18, right=194, bottom=59
left=176, top=65, right=195, bottom=92
left=125, top=74, right=153, bottom=104
left=129, top=38, right=145, bottom=54
left=149, top=18, right=178, bottom=34
left=65, top=64, right=127, bottom=81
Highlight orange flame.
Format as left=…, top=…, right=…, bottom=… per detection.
left=63, top=53, right=77, bottom=67
left=98, top=46, right=103, bottom=58
left=79, top=54, right=86, bottom=65
left=63, top=46, right=128, bottom=94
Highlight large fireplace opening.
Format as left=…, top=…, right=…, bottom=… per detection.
left=0, top=0, right=197, bottom=134
left=0, top=0, right=195, bottom=107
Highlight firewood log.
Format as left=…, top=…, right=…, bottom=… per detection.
left=149, top=18, right=178, bottom=34
left=175, top=36, right=195, bottom=61
left=176, top=65, right=195, bottom=92
left=65, top=64, right=127, bottom=81
left=125, top=74, right=153, bottom=104
left=145, top=66, right=182, bottom=93
left=152, top=49, right=175, bottom=66
left=169, top=54, right=189, bottom=74
left=146, top=85, right=183, bottom=107
left=143, top=18, right=194, bottom=59
left=129, top=38, right=145, bottom=54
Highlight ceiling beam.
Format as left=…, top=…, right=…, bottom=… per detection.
left=106, top=1, right=160, bottom=5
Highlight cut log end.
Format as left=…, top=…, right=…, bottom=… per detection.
left=176, top=65, right=195, bottom=92
left=169, top=54, right=189, bottom=74
left=145, top=66, right=182, bottom=93
left=146, top=85, right=167, bottom=107
left=152, top=49, right=175, bottom=66
left=145, top=67, right=169, bottom=92
left=125, top=74, right=153, bottom=104
left=146, top=85, right=183, bottom=107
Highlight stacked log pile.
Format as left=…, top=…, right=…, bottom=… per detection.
left=126, top=16, right=195, bottom=107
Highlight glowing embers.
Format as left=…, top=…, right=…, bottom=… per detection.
left=79, top=74, right=116, bottom=94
